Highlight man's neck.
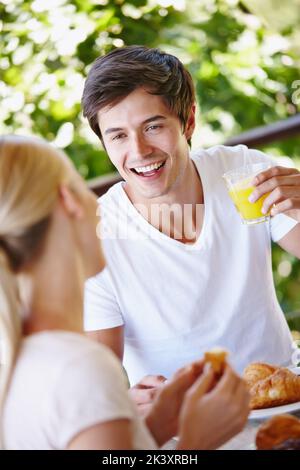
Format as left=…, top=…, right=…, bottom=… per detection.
left=126, top=159, right=204, bottom=244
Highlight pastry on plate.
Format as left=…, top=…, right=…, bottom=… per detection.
left=243, top=362, right=278, bottom=390
left=243, top=362, right=300, bottom=409
left=256, top=414, right=300, bottom=450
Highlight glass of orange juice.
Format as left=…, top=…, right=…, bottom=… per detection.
left=223, top=162, right=272, bottom=225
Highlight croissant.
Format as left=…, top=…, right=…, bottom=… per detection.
left=256, top=414, right=300, bottom=450
left=243, top=363, right=278, bottom=390
left=243, top=363, right=300, bottom=409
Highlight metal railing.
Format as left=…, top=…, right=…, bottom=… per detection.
left=88, top=114, right=300, bottom=197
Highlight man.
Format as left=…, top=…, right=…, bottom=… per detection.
left=82, top=45, right=300, bottom=411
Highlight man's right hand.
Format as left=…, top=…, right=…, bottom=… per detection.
left=129, top=375, right=167, bottom=416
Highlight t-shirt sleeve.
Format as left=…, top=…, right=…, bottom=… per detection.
left=84, top=268, right=124, bottom=331
left=47, top=345, right=134, bottom=449
left=270, top=213, right=299, bottom=242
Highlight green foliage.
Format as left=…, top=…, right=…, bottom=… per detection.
left=1, top=0, right=300, bottom=318
left=285, top=311, right=300, bottom=332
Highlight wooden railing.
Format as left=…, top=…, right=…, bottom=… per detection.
left=88, top=172, right=122, bottom=197
left=88, top=113, right=300, bottom=197
left=224, top=113, right=300, bottom=147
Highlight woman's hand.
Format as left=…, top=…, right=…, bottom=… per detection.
left=144, top=361, right=205, bottom=446
left=176, top=364, right=250, bottom=450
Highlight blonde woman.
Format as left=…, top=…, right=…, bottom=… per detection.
left=0, top=135, right=249, bottom=450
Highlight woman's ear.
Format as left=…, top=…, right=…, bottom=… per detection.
left=184, top=104, right=196, bottom=141
left=59, top=185, right=84, bottom=219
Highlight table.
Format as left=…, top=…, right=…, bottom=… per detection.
left=162, top=410, right=300, bottom=450
left=218, top=421, right=258, bottom=450
left=161, top=422, right=257, bottom=450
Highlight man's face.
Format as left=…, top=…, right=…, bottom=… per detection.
left=97, top=88, right=194, bottom=202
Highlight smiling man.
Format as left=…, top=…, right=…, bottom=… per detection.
left=82, top=46, right=300, bottom=413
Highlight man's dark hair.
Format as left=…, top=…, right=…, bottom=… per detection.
left=82, top=45, right=195, bottom=146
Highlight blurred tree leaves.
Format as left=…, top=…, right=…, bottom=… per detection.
left=1, top=0, right=299, bottom=169
left=1, top=0, right=299, bottom=316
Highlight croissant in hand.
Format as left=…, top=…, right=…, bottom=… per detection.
left=243, top=363, right=300, bottom=409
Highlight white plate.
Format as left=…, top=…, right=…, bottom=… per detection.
left=249, top=366, right=300, bottom=421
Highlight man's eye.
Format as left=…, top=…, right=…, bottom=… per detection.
left=112, top=133, right=126, bottom=141
left=146, top=125, right=162, bottom=132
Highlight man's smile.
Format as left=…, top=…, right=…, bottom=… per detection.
left=130, top=160, right=166, bottom=178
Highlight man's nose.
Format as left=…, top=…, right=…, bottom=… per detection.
left=130, top=134, right=153, bottom=158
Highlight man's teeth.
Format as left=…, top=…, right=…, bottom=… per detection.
left=134, top=162, right=164, bottom=173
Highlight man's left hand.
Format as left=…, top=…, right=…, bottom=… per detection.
left=250, top=166, right=300, bottom=222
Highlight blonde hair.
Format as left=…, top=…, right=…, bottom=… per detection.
left=0, top=135, right=77, bottom=446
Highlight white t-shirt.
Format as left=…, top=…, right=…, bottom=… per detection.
left=84, top=145, right=298, bottom=385
left=3, top=331, right=156, bottom=450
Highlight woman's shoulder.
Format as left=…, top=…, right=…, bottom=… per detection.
left=21, top=330, right=123, bottom=378
left=18, top=330, right=129, bottom=407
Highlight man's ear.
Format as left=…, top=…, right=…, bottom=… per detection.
left=184, top=103, right=196, bottom=141
left=59, top=185, right=84, bottom=219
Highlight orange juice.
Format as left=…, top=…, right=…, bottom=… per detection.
left=229, top=184, right=270, bottom=220
left=223, top=162, right=272, bottom=225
